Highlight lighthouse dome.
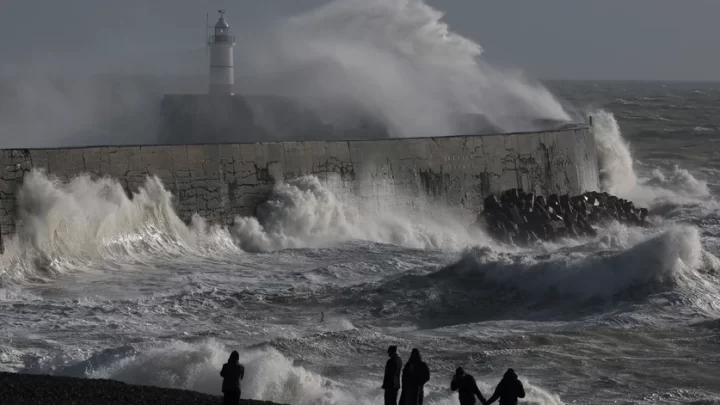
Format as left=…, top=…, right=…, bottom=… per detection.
left=215, top=17, right=229, bottom=29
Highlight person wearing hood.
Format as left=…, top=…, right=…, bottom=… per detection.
left=220, top=350, right=245, bottom=404
left=451, top=367, right=486, bottom=405
left=486, top=368, right=525, bottom=405
left=382, top=345, right=403, bottom=405
left=399, top=348, right=430, bottom=405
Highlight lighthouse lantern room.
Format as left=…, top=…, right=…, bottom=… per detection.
left=208, top=10, right=235, bottom=95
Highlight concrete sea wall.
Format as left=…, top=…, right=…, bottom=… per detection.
left=0, top=127, right=598, bottom=247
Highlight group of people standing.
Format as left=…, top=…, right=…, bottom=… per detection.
left=382, top=346, right=526, bottom=405
left=382, top=346, right=430, bottom=405
left=219, top=346, right=525, bottom=405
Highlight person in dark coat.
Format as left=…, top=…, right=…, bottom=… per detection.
left=220, top=351, right=245, bottom=405
left=486, top=368, right=525, bottom=405
left=399, top=348, right=430, bottom=405
left=451, top=367, right=486, bottom=405
left=382, top=345, right=403, bottom=405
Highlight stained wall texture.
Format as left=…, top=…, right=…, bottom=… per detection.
left=0, top=127, right=598, bottom=246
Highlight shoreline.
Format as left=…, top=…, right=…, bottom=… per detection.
left=0, top=372, right=284, bottom=405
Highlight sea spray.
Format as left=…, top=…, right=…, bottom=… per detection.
left=646, top=166, right=710, bottom=198
left=249, top=0, right=571, bottom=137
left=591, top=109, right=712, bottom=207
left=15, top=170, right=191, bottom=259
left=591, top=110, right=637, bottom=194
left=350, top=224, right=720, bottom=325
left=452, top=225, right=719, bottom=303
left=0, top=74, right=164, bottom=148
left=0, top=79, right=717, bottom=405
left=229, top=176, right=495, bottom=252
left=1, top=0, right=571, bottom=148
left=56, top=338, right=567, bottom=405
left=0, top=169, right=227, bottom=284
left=0, top=171, right=496, bottom=284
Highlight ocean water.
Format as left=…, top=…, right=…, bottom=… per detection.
left=1, top=82, right=719, bottom=405
left=2, top=1, right=720, bottom=403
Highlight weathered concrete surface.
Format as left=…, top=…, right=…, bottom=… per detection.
left=0, top=127, right=598, bottom=244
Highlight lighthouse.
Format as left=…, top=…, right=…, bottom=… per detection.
left=208, top=10, right=235, bottom=95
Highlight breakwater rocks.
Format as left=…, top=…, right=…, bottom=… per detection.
left=480, top=189, right=649, bottom=245
left=0, top=372, right=282, bottom=405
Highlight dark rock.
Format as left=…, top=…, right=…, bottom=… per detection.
left=480, top=189, right=650, bottom=246
left=0, top=372, right=282, bottom=405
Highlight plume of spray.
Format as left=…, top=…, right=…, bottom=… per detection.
left=1, top=0, right=574, bottom=148
left=0, top=169, right=234, bottom=284
left=243, top=0, right=572, bottom=137
left=0, top=19, right=207, bottom=149
left=591, top=109, right=711, bottom=207
left=0, top=170, right=497, bottom=283
left=0, top=73, right=168, bottom=148
left=230, top=175, right=496, bottom=252
left=591, top=110, right=638, bottom=194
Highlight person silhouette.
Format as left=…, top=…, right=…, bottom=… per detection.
left=486, top=368, right=525, bottom=405
left=451, top=367, right=486, bottom=405
left=220, top=351, right=245, bottom=405
left=399, top=348, right=430, bottom=405
left=382, top=345, right=403, bottom=405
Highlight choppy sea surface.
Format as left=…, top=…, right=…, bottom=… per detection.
left=0, top=80, right=719, bottom=405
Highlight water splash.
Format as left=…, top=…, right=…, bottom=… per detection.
left=31, top=338, right=568, bottom=405
left=591, top=109, right=712, bottom=208
left=0, top=169, right=234, bottom=285
left=248, top=0, right=571, bottom=137
left=230, top=176, right=494, bottom=252
left=591, top=110, right=637, bottom=194
left=0, top=171, right=495, bottom=284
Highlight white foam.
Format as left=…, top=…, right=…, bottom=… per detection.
left=0, top=169, right=498, bottom=286
left=47, top=339, right=566, bottom=405
left=248, top=0, right=570, bottom=137
left=459, top=225, right=720, bottom=305
left=591, top=109, right=713, bottom=209
left=230, top=176, right=495, bottom=252
left=71, top=340, right=376, bottom=404
left=591, top=109, right=637, bottom=195
left=0, top=286, right=41, bottom=302
left=646, top=166, right=710, bottom=198
left=0, top=169, right=240, bottom=285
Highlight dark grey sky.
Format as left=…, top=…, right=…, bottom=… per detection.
left=1, top=0, right=718, bottom=81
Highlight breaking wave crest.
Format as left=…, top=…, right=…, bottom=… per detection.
left=0, top=170, right=492, bottom=285
left=3, top=109, right=719, bottom=324
left=355, top=225, right=720, bottom=323
left=0, top=170, right=237, bottom=284
left=646, top=166, right=710, bottom=198
left=591, top=109, right=712, bottom=208
left=454, top=226, right=718, bottom=301
left=230, top=176, right=493, bottom=252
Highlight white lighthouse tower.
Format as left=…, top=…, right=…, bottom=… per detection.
left=208, top=10, right=235, bottom=95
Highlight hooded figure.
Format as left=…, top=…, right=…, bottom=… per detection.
left=382, top=345, right=403, bottom=405
left=399, top=348, right=430, bottom=405
left=220, top=351, right=245, bottom=405
left=450, top=367, right=486, bottom=405
left=486, top=368, right=525, bottom=405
